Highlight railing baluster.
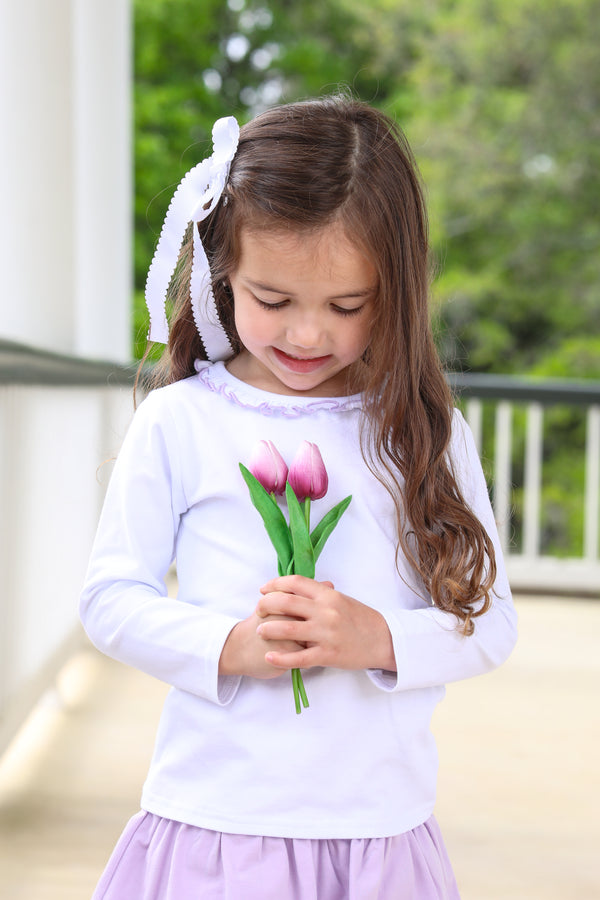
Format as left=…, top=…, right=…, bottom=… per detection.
left=523, top=402, right=543, bottom=558
left=466, top=398, right=483, bottom=455
left=584, top=405, right=600, bottom=561
left=494, top=401, right=512, bottom=553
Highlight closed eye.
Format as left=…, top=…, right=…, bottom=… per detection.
left=332, top=304, right=365, bottom=317
left=252, top=292, right=367, bottom=316
left=254, top=297, right=289, bottom=311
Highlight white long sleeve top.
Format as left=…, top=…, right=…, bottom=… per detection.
left=80, top=360, right=517, bottom=839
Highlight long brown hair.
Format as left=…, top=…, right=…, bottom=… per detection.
left=141, top=95, right=496, bottom=633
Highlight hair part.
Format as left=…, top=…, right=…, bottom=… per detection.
left=140, top=94, right=496, bottom=632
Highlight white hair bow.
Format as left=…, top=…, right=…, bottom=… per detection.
left=144, top=116, right=240, bottom=360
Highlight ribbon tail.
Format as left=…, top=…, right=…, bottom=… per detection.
left=191, top=226, right=234, bottom=361
left=145, top=158, right=211, bottom=343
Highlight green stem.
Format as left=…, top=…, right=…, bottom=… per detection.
left=296, top=669, right=309, bottom=709
left=297, top=501, right=311, bottom=713
left=292, top=668, right=301, bottom=715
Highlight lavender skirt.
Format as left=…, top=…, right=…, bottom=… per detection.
left=92, top=811, right=460, bottom=899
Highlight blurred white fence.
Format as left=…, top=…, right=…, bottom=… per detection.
left=0, top=349, right=598, bottom=756
left=0, top=340, right=135, bottom=755
left=451, top=372, right=600, bottom=595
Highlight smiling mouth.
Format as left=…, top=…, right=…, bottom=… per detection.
left=273, top=348, right=332, bottom=373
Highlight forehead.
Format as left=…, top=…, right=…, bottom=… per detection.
left=235, top=223, right=377, bottom=289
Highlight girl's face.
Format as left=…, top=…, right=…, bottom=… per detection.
left=227, top=223, right=377, bottom=396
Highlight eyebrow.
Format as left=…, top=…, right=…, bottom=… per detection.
left=244, top=278, right=376, bottom=301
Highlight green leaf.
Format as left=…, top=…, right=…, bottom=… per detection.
left=285, top=482, right=315, bottom=578
left=310, top=495, right=352, bottom=563
left=239, top=464, right=293, bottom=574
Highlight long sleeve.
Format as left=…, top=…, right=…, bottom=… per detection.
left=79, top=391, right=241, bottom=704
left=368, top=409, right=517, bottom=692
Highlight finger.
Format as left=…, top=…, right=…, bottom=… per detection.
left=260, top=574, right=334, bottom=596
left=264, top=640, right=306, bottom=654
left=259, top=574, right=314, bottom=596
left=255, top=613, right=298, bottom=625
left=256, top=618, right=312, bottom=644
left=264, top=647, right=321, bottom=670
left=256, top=590, right=311, bottom=621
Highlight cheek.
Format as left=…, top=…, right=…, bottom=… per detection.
left=234, top=305, right=273, bottom=347
left=347, top=318, right=373, bottom=356
left=233, top=301, right=255, bottom=337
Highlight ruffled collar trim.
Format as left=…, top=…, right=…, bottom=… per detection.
left=194, top=360, right=362, bottom=417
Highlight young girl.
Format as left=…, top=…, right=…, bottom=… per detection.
left=80, top=95, right=517, bottom=899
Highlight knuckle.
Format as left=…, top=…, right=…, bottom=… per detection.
left=323, top=608, right=339, bottom=629
left=330, top=592, right=343, bottom=610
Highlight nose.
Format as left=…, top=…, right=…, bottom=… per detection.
left=285, top=312, right=324, bottom=350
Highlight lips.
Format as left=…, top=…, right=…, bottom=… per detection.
left=273, top=348, right=332, bottom=374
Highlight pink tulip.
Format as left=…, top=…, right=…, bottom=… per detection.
left=288, top=441, right=328, bottom=502
left=248, top=440, right=288, bottom=495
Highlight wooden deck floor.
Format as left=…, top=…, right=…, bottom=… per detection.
left=0, top=596, right=598, bottom=900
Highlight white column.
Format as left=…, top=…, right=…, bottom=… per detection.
left=0, top=0, right=132, bottom=361
left=0, top=0, right=75, bottom=352
left=73, top=0, right=132, bottom=363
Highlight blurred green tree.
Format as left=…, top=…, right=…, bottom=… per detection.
left=134, top=0, right=600, bottom=380
left=383, top=0, right=600, bottom=376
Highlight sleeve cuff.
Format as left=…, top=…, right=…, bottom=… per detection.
left=216, top=673, right=243, bottom=705
left=365, top=668, right=399, bottom=691
left=202, top=614, right=243, bottom=705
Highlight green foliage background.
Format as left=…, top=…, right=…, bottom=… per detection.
left=133, top=0, right=600, bottom=556
left=134, top=0, right=600, bottom=377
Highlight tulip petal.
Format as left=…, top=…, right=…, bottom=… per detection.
left=288, top=441, right=328, bottom=502
left=248, top=440, right=288, bottom=495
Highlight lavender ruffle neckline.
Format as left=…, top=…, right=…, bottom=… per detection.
left=194, top=360, right=362, bottom=417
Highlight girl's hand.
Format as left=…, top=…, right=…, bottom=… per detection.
left=255, top=575, right=397, bottom=673
left=219, top=610, right=304, bottom=680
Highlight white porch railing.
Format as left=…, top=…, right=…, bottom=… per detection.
left=450, top=373, right=600, bottom=596
left=0, top=340, right=136, bottom=756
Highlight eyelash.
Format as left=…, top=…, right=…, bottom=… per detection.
left=255, top=299, right=287, bottom=311
left=254, top=298, right=363, bottom=317
left=334, top=305, right=364, bottom=318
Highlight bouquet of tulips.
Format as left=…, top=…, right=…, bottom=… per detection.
left=240, top=440, right=351, bottom=714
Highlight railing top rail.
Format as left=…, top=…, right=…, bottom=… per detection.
left=2, top=338, right=600, bottom=403
left=449, top=371, right=600, bottom=406
left=0, top=338, right=137, bottom=387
